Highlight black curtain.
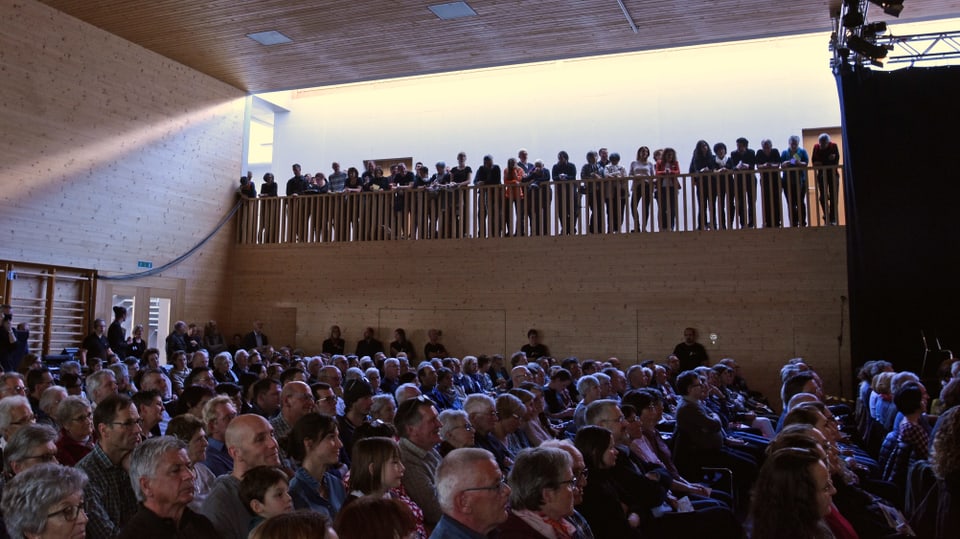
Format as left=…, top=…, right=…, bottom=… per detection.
left=839, top=65, right=960, bottom=387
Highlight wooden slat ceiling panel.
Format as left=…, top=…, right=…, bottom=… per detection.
left=37, top=0, right=960, bottom=93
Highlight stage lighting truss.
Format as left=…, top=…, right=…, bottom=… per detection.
left=876, top=31, right=960, bottom=66
left=831, top=0, right=894, bottom=70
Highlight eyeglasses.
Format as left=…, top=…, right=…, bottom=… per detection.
left=22, top=452, right=58, bottom=463
left=453, top=424, right=475, bottom=432
left=315, top=395, right=337, bottom=403
left=111, top=419, right=143, bottom=429
left=556, top=477, right=579, bottom=489
left=11, top=413, right=36, bottom=426
left=47, top=502, right=86, bottom=522
left=462, top=476, right=509, bottom=494
left=575, top=468, right=589, bottom=480
left=11, top=386, right=26, bottom=394
left=72, top=412, right=93, bottom=423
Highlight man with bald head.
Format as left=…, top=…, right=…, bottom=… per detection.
left=270, top=381, right=315, bottom=441
left=200, top=414, right=280, bottom=539
left=431, top=448, right=510, bottom=539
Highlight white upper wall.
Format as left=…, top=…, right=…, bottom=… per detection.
left=264, top=31, right=841, bottom=178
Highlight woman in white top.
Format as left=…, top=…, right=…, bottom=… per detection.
left=630, top=146, right=657, bottom=232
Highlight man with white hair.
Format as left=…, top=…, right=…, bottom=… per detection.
left=395, top=382, right=422, bottom=405
left=119, top=436, right=220, bottom=538
left=86, top=369, right=119, bottom=406
left=0, top=396, right=37, bottom=452
left=202, top=396, right=237, bottom=477
left=430, top=448, right=510, bottom=539
left=382, top=357, right=401, bottom=396
left=0, top=372, right=26, bottom=398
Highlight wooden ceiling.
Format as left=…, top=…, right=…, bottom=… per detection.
left=39, top=0, right=959, bottom=93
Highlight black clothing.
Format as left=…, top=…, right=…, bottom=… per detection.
left=355, top=338, right=384, bottom=358
left=286, top=175, right=307, bottom=196
left=117, top=504, right=222, bottom=539
left=108, top=320, right=127, bottom=358
left=520, top=343, right=549, bottom=360
left=390, top=340, right=416, bottom=361
left=241, top=331, right=268, bottom=350
left=322, top=338, right=345, bottom=356
left=672, top=342, right=709, bottom=372
left=424, top=342, right=449, bottom=360
left=82, top=332, right=110, bottom=361
left=165, top=331, right=187, bottom=360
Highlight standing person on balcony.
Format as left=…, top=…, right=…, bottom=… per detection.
left=475, top=155, right=502, bottom=238
left=781, top=135, right=809, bottom=228
left=757, top=139, right=783, bottom=228
left=604, top=152, right=628, bottom=233
left=524, top=159, right=551, bottom=236
left=449, top=152, right=473, bottom=238
left=504, top=157, right=525, bottom=236
left=581, top=151, right=605, bottom=234
left=713, top=143, right=732, bottom=230
left=812, top=133, right=840, bottom=226
left=286, top=164, right=307, bottom=196
left=729, top=137, right=757, bottom=229
left=630, top=146, right=657, bottom=233
left=690, top=141, right=719, bottom=231
left=553, top=151, right=579, bottom=236
left=656, top=148, right=681, bottom=231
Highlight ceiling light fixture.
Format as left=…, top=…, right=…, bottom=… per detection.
left=428, top=2, right=478, bottom=20
left=246, top=31, right=293, bottom=46
left=868, top=0, right=904, bottom=18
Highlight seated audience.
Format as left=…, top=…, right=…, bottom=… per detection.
left=239, top=465, right=293, bottom=532
left=396, top=396, right=444, bottom=528
left=3, top=423, right=58, bottom=478
left=911, top=407, right=960, bottom=539
left=200, top=414, right=281, bottom=539
left=118, top=436, right=221, bottom=539
left=439, top=409, right=475, bottom=457
left=336, top=497, right=418, bottom=539
left=499, top=446, right=578, bottom=538
left=283, top=413, right=346, bottom=519
left=54, top=395, right=94, bottom=466
left=76, top=394, right=142, bottom=539
left=1, top=463, right=88, bottom=539
left=430, top=448, right=510, bottom=538
left=749, top=447, right=837, bottom=539
left=166, top=414, right=217, bottom=512
left=250, top=510, right=335, bottom=539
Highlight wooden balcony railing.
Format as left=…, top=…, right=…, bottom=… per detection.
left=236, top=165, right=844, bottom=244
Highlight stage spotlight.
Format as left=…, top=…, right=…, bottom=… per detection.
left=861, top=21, right=887, bottom=37
left=868, top=0, right=904, bottom=18
left=842, top=8, right=864, bottom=28
left=847, top=35, right=889, bottom=61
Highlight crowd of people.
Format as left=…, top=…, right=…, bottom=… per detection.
left=1, top=306, right=958, bottom=539
left=238, top=135, right=843, bottom=242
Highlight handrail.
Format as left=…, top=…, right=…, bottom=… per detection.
left=237, top=165, right=844, bottom=245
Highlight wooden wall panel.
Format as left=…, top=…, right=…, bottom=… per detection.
left=231, top=227, right=850, bottom=407
left=0, top=0, right=246, bottom=332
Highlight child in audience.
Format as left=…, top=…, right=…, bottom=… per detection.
left=240, top=466, right=294, bottom=532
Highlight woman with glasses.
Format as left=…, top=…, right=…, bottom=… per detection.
left=1, top=463, right=88, bottom=539
left=499, top=446, right=578, bottom=538
left=54, top=396, right=94, bottom=466
left=438, top=409, right=475, bottom=457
